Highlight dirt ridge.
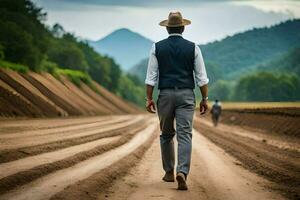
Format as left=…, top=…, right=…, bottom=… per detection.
left=0, top=116, right=146, bottom=163
left=0, top=117, right=158, bottom=200
left=0, top=68, right=141, bottom=118
left=0, top=122, right=148, bottom=194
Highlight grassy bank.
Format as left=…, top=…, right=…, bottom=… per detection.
left=0, top=59, right=93, bottom=88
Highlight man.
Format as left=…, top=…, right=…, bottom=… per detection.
left=211, top=99, right=222, bottom=127
left=145, top=11, right=209, bottom=190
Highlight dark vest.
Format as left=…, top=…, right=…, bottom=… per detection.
left=155, top=36, right=195, bottom=89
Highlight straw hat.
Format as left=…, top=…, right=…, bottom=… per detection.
left=159, top=11, right=191, bottom=27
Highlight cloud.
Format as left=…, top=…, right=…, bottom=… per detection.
left=233, top=0, right=300, bottom=18
left=32, top=0, right=241, bottom=9
left=37, top=0, right=291, bottom=44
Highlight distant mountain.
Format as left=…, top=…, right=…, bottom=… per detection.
left=129, top=19, right=300, bottom=82
left=200, top=19, right=300, bottom=77
left=89, top=28, right=153, bottom=71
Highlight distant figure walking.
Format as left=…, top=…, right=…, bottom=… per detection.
left=145, top=11, right=209, bottom=190
left=211, top=99, right=222, bottom=126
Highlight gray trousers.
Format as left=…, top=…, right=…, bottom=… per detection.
left=157, top=88, right=195, bottom=175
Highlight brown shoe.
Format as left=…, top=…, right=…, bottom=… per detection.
left=162, top=170, right=175, bottom=182
left=176, top=172, right=188, bottom=190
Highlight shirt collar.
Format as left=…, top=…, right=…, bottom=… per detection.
left=168, top=33, right=182, bottom=37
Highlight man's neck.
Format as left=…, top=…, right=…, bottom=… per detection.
left=169, top=33, right=182, bottom=37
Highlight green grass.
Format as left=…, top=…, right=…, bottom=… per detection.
left=55, top=68, right=92, bottom=87
left=0, top=59, right=97, bottom=92
left=0, top=59, right=29, bottom=73
left=56, top=68, right=99, bottom=93
left=39, top=60, right=95, bottom=89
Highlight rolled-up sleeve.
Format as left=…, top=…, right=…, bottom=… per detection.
left=145, top=44, right=159, bottom=86
left=194, top=45, right=209, bottom=87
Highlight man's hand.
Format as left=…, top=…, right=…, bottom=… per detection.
left=146, top=99, right=156, bottom=113
left=199, top=99, right=208, bottom=115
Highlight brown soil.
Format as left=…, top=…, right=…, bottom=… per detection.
left=194, top=115, right=300, bottom=200
left=96, top=129, right=284, bottom=200
left=0, top=115, right=113, bottom=135
left=0, top=86, right=43, bottom=117
left=0, top=113, right=293, bottom=200
left=49, top=126, right=159, bottom=200
left=80, top=83, right=117, bottom=114
left=0, top=69, right=62, bottom=117
left=0, top=122, right=147, bottom=194
left=41, top=73, right=90, bottom=115
left=59, top=76, right=107, bottom=115
left=91, top=80, right=141, bottom=114
left=220, top=108, right=300, bottom=138
left=0, top=116, right=158, bottom=200
left=0, top=68, right=140, bottom=118
left=0, top=116, right=146, bottom=163
left=23, top=72, right=80, bottom=116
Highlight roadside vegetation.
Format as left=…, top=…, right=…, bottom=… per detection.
left=0, top=60, right=29, bottom=73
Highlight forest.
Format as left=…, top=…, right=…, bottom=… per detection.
left=0, top=0, right=144, bottom=106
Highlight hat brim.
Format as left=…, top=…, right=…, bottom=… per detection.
left=159, top=19, right=191, bottom=27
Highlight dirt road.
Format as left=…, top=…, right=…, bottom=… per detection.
left=100, top=128, right=285, bottom=200
left=194, top=116, right=300, bottom=200
left=0, top=114, right=298, bottom=200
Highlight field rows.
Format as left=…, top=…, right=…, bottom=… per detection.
left=0, top=114, right=158, bottom=200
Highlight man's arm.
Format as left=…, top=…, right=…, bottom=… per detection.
left=146, top=85, right=155, bottom=113
left=199, top=84, right=208, bottom=115
left=145, top=44, right=158, bottom=113
left=200, top=84, right=208, bottom=99
left=194, top=45, right=209, bottom=114
left=146, top=84, right=154, bottom=100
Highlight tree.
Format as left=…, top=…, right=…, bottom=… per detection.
left=0, top=0, right=49, bottom=70
left=233, top=72, right=300, bottom=101
left=210, top=80, right=231, bottom=101
left=51, top=23, right=65, bottom=38
left=205, top=62, right=223, bottom=85
left=47, top=38, right=89, bottom=72
left=0, top=43, right=5, bottom=59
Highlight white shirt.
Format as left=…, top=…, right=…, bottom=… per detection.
left=145, top=33, right=209, bottom=87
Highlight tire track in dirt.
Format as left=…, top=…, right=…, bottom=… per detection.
left=0, top=115, right=119, bottom=134
left=200, top=119, right=300, bottom=152
left=0, top=115, right=143, bottom=150
left=0, top=121, right=148, bottom=194
left=0, top=115, right=130, bottom=139
left=0, top=116, right=146, bottom=163
left=98, top=128, right=284, bottom=200
left=0, top=136, right=121, bottom=179
left=0, top=117, right=158, bottom=200
left=194, top=117, right=300, bottom=200
left=220, top=108, right=300, bottom=138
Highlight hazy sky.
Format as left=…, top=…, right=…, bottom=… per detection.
left=32, top=0, right=300, bottom=44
